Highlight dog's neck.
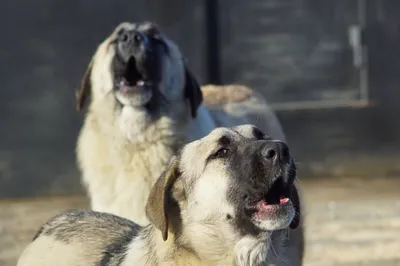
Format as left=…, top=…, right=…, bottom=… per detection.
left=94, top=104, right=187, bottom=180
left=88, top=100, right=189, bottom=147
left=118, top=106, right=187, bottom=145
left=123, top=224, right=274, bottom=266
left=180, top=224, right=273, bottom=266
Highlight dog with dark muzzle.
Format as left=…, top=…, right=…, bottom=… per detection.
left=18, top=125, right=301, bottom=266
left=76, top=22, right=304, bottom=265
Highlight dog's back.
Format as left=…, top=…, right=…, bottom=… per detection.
left=189, top=84, right=286, bottom=142
left=18, top=210, right=140, bottom=266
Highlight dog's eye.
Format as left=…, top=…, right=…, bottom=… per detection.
left=206, top=148, right=230, bottom=162
left=214, top=148, right=229, bottom=158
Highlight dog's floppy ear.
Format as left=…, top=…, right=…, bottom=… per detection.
left=146, top=157, right=181, bottom=241
left=289, top=181, right=301, bottom=229
left=76, top=60, right=93, bottom=112
left=183, top=65, right=203, bottom=118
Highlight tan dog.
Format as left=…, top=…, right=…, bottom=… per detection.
left=18, top=125, right=302, bottom=266
left=76, top=22, right=304, bottom=265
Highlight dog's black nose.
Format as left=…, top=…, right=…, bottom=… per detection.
left=117, top=30, right=150, bottom=61
left=119, top=30, right=148, bottom=47
left=261, top=141, right=290, bottom=164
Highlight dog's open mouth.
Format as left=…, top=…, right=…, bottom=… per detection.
left=117, top=57, right=155, bottom=95
left=255, top=177, right=291, bottom=218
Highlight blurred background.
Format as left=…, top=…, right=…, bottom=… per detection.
left=1, top=0, right=400, bottom=265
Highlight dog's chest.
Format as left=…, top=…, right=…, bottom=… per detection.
left=83, top=140, right=176, bottom=225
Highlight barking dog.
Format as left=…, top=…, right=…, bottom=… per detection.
left=18, top=125, right=302, bottom=266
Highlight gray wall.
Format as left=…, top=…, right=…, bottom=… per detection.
left=219, top=0, right=361, bottom=104
left=2, top=0, right=400, bottom=198
left=218, top=0, right=400, bottom=178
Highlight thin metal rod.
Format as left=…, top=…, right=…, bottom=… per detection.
left=270, top=99, right=371, bottom=111
left=204, top=0, right=221, bottom=84
left=358, top=0, right=369, bottom=101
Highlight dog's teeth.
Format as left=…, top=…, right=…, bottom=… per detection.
left=137, top=80, right=144, bottom=86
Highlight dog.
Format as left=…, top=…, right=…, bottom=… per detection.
left=18, top=125, right=302, bottom=266
left=75, top=21, right=304, bottom=264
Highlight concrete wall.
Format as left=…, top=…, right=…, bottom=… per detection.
left=219, top=0, right=361, bottom=104
left=2, top=0, right=400, bottom=198
left=218, top=0, right=400, bottom=178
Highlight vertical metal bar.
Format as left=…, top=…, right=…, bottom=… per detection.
left=358, top=0, right=369, bottom=101
left=205, top=0, right=221, bottom=84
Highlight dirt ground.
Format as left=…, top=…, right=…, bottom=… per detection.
left=1, top=177, right=400, bottom=266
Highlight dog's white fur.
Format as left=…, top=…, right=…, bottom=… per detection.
left=77, top=23, right=191, bottom=224
left=76, top=22, right=304, bottom=265
left=18, top=126, right=301, bottom=266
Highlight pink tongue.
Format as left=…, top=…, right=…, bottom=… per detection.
left=119, top=80, right=144, bottom=94
left=259, top=198, right=289, bottom=208
left=280, top=198, right=289, bottom=204
left=120, top=84, right=132, bottom=94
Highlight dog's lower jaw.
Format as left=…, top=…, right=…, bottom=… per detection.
left=115, top=88, right=153, bottom=108
left=253, top=207, right=296, bottom=232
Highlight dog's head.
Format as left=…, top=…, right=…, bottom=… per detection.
left=146, top=125, right=300, bottom=243
left=76, top=21, right=202, bottom=118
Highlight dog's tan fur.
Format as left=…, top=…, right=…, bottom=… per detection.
left=18, top=125, right=303, bottom=266
left=76, top=22, right=304, bottom=265
left=202, top=84, right=253, bottom=105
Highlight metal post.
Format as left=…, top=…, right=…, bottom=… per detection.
left=205, top=0, right=221, bottom=84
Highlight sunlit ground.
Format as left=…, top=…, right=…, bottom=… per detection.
left=1, top=177, right=400, bottom=266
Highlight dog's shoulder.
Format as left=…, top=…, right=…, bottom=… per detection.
left=200, top=84, right=286, bottom=140
left=201, top=84, right=254, bottom=107
left=200, top=84, right=270, bottom=116
left=24, top=211, right=142, bottom=266
left=33, top=210, right=140, bottom=243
